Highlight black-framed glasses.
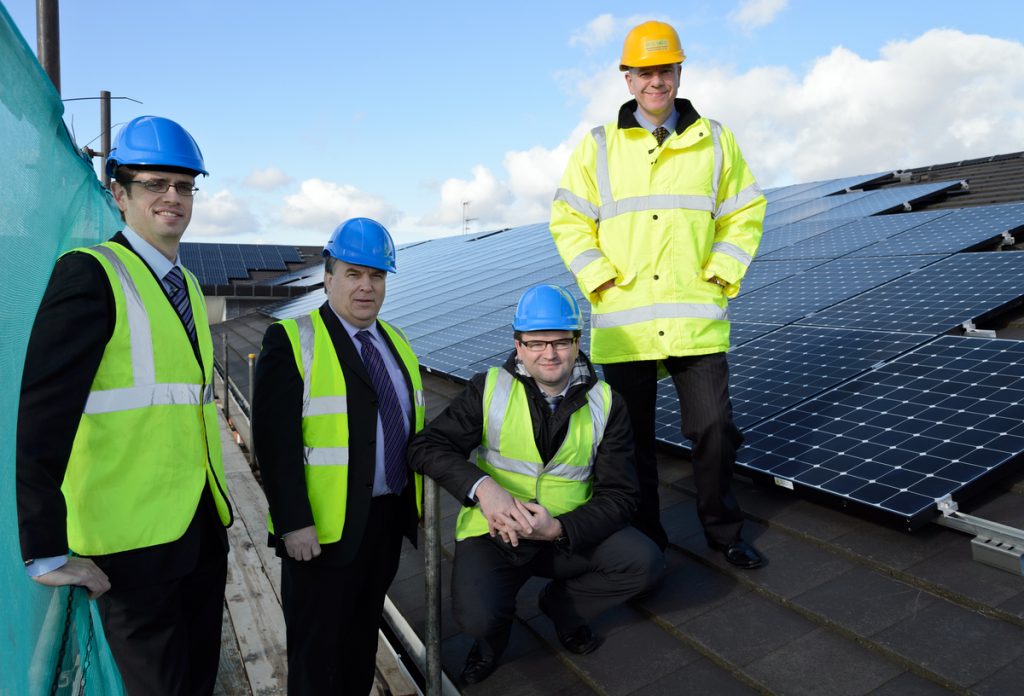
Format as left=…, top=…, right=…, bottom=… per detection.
left=127, top=179, right=199, bottom=197
left=518, top=338, right=576, bottom=352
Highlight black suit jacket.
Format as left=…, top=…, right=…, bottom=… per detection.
left=16, top=233, right=227, bottom=589
left=253, top=302, right=419, bottom=567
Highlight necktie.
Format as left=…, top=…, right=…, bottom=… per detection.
left=165, top=267, right=196, bottom=342
left=355, top=330, right=408, bottom=493
left=545, top=394, right=563, bottom=414
left=653, top=126, right=669, bottom=146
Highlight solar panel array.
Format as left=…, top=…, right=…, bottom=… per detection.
left=261, top=173, right=1024, bottom=528
left=180, top=243, right=303, bottom=285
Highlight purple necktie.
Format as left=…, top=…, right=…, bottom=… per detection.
left=165, top=267, right=196, bottom=342
left=355, top=330, right=408, bottom=493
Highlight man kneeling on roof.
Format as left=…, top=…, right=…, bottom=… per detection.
left=409, top=283, right=665, bottom=685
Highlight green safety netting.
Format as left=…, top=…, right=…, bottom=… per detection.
left=1, top=4, right=125, bottom=694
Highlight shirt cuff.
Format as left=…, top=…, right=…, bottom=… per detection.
left=468, top=475, right=490, bottom=502
left=25, top=554, right=68, bottom=578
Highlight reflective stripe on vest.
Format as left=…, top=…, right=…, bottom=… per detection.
left=294, top=313, right=350, bottom=467
left=83, top=245, right=211, bottom=414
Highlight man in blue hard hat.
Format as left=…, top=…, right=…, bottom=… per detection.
left=253, top=217, right=425, bottom=695
left=17, top=116, right=233, bottom=695
left=409, top=284, right=664, bottom=685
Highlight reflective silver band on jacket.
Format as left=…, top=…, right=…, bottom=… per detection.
left=592, top=302, right=729, bottom=329
left=293, top=313, right=351, bottom=466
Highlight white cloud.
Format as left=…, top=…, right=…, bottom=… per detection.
left=728, top=0, right=788, bottom=32
left=243, top=167, right=291, bottom=191
left=569, top=14, right=618, bottom=50
left=684, top=29, right=1024, bottom=186
left=280, top=178, right=400, bottom=231
left=189, top=189, right=259, bottom=237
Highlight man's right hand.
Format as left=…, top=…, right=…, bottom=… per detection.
left=31, top=557, right=111, bottom=600
left=594, top=279, right=615, bottom=295
left=283, top=525, right=321, bottom=561
left=476, top=477, right=534, bottom=545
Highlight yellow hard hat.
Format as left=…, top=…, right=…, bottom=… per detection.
left=619, top=21, right=686, bottom=71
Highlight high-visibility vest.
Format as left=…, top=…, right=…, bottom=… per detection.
left=455, top=368, right=612, bottom=540
left=551, top=114, right=766, bottom=363
left=272, top=310, right=425, bottom=544
left=63, top=242, right=232, bottom=556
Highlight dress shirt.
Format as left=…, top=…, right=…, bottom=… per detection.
left=330, top=308, right=413, bottom=496
left=634, top=108, right=679, bottom=137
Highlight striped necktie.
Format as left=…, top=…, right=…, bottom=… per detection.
left=355, top=330, right=408, bottom=494
left=165, top=267, right=196, bottom=342
left=545, top=394, right=563, bottom=414
left=653, top=126, right=669, bottom=146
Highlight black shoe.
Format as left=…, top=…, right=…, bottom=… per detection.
left=538, top=586, right=604, bottom=655
left=708, top=539, right=766, bottom=569
left=556, top=624, right=603, bottom=655
left=460, top=643, right=497, bottom=685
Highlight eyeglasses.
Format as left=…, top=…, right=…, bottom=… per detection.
left=518, top=338, right=576, bottom=352
left=126, top=179, right=199, bottom=197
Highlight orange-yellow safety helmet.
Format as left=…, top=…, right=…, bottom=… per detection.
left=619, top=21, right=686, bottom=71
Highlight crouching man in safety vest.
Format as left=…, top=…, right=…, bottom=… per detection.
left=409, top=284, right=664, bottom=685
left=17, top=115, right=233, bottom=696
left=254, top=218, right=424, bottom=696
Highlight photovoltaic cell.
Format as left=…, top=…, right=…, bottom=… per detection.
left=736, top=336, right=1024, bottom=528
left=731, top=255, right=943, bottom=325
left=799, top=252, right=1024, bottom=334
left=798, top=181, right=964, bottom=223
left=738, top=259, right=829, bottom=295
left=764, top=192, right=873, bottom=227
left=758, top=219, right=854, bottom=254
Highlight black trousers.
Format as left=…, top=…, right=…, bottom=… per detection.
left=96, top=550, right=227, bottom=696
left=281, top=494, right=405, bottom=696
left=452, top=526, right=663, bottom=660
left=602, top=353, right=744, bottom=549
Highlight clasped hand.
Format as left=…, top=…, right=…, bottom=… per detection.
left=475, top=478, right=562, bottom=546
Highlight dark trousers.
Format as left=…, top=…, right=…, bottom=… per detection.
left=281, top=494, right=405, bottom=696
left=96, top=551, right=227, bottom=696
left=452, top=526, right=663, bottom=660
left=602, top=353, right=744, bottom=548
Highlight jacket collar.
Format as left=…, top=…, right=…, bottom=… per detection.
left=617, top=97, right=701, bottom=135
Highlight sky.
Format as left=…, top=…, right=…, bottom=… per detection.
left=6, top=1, right=1024, bottom=246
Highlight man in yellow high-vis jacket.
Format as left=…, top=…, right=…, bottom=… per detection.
left=550, top=21, right=768, bottom=569
left=254, top=218, right=424, bottom=696
left=17, top=116, right=233, bottom=696
left=410, top=285, right=664, bottom=685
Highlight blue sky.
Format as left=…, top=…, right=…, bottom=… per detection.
left=6, top=1, right=1024, bottom=245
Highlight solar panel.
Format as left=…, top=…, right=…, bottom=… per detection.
left=781, top=172, right=892, bottom=201
left=736, top=335, right=1024, bottom=528
left=758, top=211, right=952, bottom=261
left=799, top=252, right=1024, bottom=333
left=851, top=202, right=1024, bottom=257
left=731, top=255, right=944, bottom=325
left=799, top=181, right=965, bottom=222
left=764, top=192, right=873, bottom=227
left=759, top=218, right=854, bottom=252
left=727, top=326, right=931, bottom=430
left=738, top=258, right=829, bottom=295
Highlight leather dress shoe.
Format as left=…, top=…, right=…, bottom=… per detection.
left=556, top=624, right=603, bottom=655
left=708, top=539, right=766, bottom=569
left=539, top=586, right=604, bottom=655
left=460, top=643, right=497, bottom=685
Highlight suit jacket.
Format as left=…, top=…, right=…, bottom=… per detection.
left=16, top=233, right=228, bottom=589
left=253, top=302, right=419, bottom=567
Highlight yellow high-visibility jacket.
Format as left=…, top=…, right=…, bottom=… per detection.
left=64, top=242, right=232, bottom=556
left=550, top=99, right=766, bottom=363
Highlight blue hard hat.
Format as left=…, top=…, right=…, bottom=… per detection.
left=513, top=284, right=582, bottom=332
left=323, top=218, right=397, bottom=273
left=105, top=116, right=208, bottom=177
